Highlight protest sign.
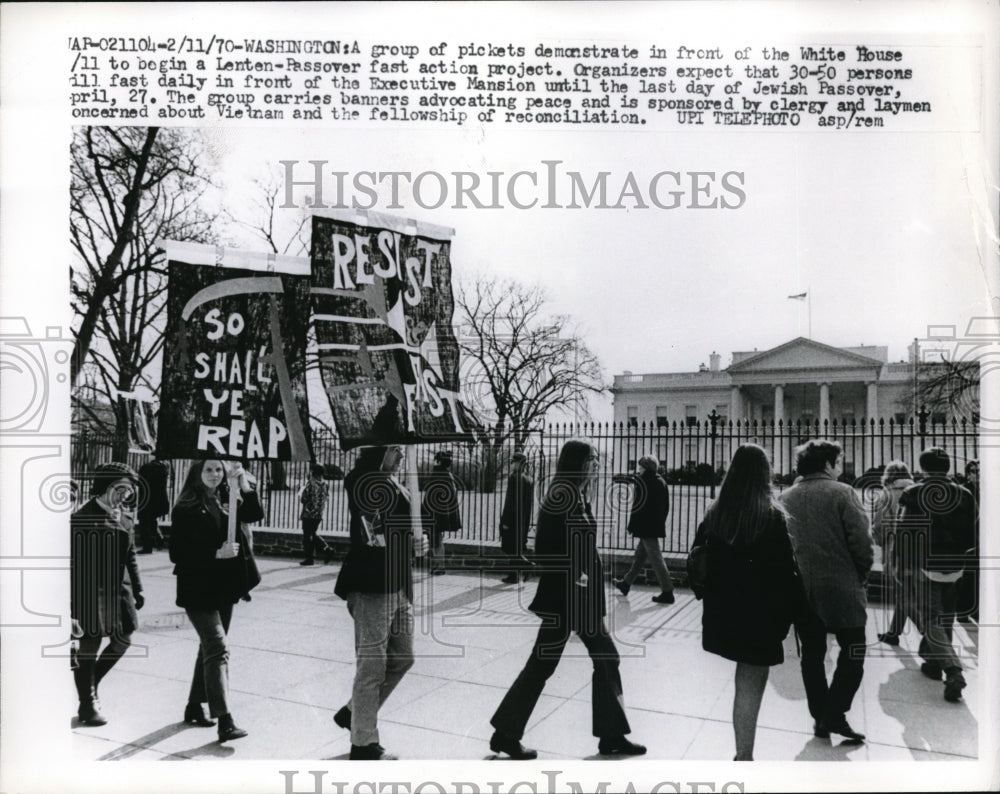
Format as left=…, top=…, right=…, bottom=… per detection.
left=310, top=211, right=480, bottom=449
left=157, top=243, right=313, bottom=461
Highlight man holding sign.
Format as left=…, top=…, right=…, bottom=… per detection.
left=333, top=445, right=428, bottom=760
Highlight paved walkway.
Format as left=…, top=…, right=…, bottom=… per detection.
left=72, top=553, right=981, bottom=763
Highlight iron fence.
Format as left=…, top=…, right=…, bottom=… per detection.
left=72, top=410, right=978, bottom=555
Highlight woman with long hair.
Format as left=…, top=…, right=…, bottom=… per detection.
left=489, top=439, right=646, bottom=759
left=692, top=443, right=802, bottom=761
left=169, top=459, right=264, bottom=743
left=873, top=461, right=916, bottom=645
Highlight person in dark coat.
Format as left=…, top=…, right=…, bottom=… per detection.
left=71, top=462, right=144, bottom=726
left=957, top=458, right=979, bottom=624
left=898, top=447, right=978, bottom=702
left=780, top=439, right=872, bottom=743
left=299, top=463, right=330, bottom=566
left=489, top=439, right=646, bottom=760
left=136, top=457, right=171, bottom=553
left=692, top=444, right=802, bottom=761
left=422, top=450, right=462, bottom=575
left=499, top=452, right=534, bottom=583
left=333, top=446, right=428, bottom=760
left=614, top=455, right=675, bottom=603
left=169, top=459, right=263, bottom=742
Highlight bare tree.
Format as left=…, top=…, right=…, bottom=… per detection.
left=221, top=165, right=312, bottom=488
left=456, top=276, right=606, bottom=488
left=913, top=360, right=980, bottom=423
left=71, top=126, right=216, bottom=460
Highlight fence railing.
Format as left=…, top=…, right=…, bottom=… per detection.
left=72, top=411, right=978, bottom=555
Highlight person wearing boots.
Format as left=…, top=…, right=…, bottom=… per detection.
left=299, top=464, right=330, bottom=565
left=169, top=460, right=264, bottom=742
left=333, top=446, right=428, bottom=760
left=499, top=452, right=535, bottom=584
left=422, top=450, right=462, bottom=575
left=70, top=462, right=143, bottom=726
left=489, top=439, right=646, bottom=760
left=779, top=440, right=872, bottom=743
left=614, top=455, right=675, bottom=604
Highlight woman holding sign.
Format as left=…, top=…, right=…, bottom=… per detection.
left=169, top=460, right=263, bottom=743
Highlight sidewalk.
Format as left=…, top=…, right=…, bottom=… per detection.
left=71, top=552, right=980, bottom=762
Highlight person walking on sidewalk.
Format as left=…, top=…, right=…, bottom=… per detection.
left=872, top=461, right=916, bottom=647
left=499, top=452, right=534, bottom=584
left=779, top=440, right=873, bottom=743
left=692, top=444, right=804, bottom=761
left=299, top=464, right=330, bottom=566
left=70, top=462, right=144, bottom=726
left=957, top=458, right=980, bottom=624
left=489, top=439, right=646, bottom=760
left=333, top=446, right=428, bottom=760
left=422, top=450, right=462, bottom=575
left=898, top=447, right=977, bottom=703
left=136, top=457, right=171, bottom=553
left=169, top=460, right=263, bottom=743
left=614, top=455, right=675, bottom=604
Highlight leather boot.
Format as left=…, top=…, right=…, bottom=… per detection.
left=217, top=712, right=248, bottom=742
left=73, top=662, right=107, bottom=726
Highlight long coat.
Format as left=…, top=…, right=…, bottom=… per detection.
left=528, top=485, right=605, bottom=634
left=500, top=472, right=534, bottom=554
left=779, top=473, right=873, bottom=629
left=71, top=499, right=142, bottom=637
left=137, top=459, right=171, bottom=520
left=335, top=466, right=415, bottom=601
left=169, top=491, right=264, bottom=611
left=626, top=469, right=669, bottom=539
left=422, top=466, right=462, bottom=536
left=696, top=509, right=802, bottom=666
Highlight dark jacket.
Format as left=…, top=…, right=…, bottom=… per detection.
left=169, top=490, right=264, bottom=610
left=71, top=499, right=140, bottom=637
left=898, top=476, right=977, bottom=574
left=334, top=465, right=414, bottom=600
left=696, top=509, right=803, bottom=666
left=528, top=483, right=605, bottom=633
left=422, top=466, right=462, bottom=535
left=137, top=459, right=171, bottom=520
left=500, top=472, right=534, bottom=554
left=626, top=469, right=669, bottom=539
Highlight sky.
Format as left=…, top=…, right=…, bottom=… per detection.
left=208, top=120, right=995, bottom=421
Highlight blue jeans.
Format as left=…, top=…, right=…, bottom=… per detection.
left=345, top=591, right=415, bottom=746
left=186, top=603, right=234, bottom=717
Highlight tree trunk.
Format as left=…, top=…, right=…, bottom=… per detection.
left=72, top=127, right=160, bottom=387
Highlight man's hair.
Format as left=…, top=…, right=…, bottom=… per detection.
left=310, top=464, right=326, bottom=478
left=637, top=455, right=658, bottom=473
left=919, top=446, right=951, bottom=474
left=795, top=439, right=842, bottom=476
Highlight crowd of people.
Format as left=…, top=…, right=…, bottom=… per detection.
left=70, top=437, right=978, bottom=760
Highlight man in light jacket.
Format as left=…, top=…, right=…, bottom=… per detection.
left=780, top=440, right=873, bottom=743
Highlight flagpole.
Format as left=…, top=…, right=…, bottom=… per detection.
left=808, top=289, right=812, bottom=339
